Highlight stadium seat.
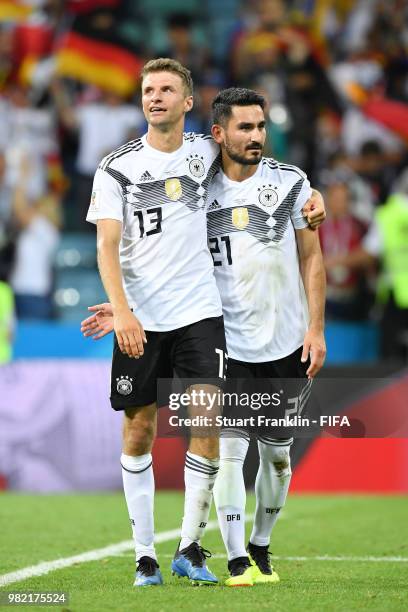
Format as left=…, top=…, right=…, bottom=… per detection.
left=55, top=233, right=97, bottom=270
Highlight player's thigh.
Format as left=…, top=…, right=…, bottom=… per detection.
left=172, top=316, right=227, bottom=381
left=263, top=346, right=312, bottom=407
left=223, top=358, right=257, bottom=437
left=110, top=331, right=171, bottom=411
left=261, top=347, right=313, bottom=434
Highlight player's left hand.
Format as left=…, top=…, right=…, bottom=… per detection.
left=303, top=189, right=326, bottom=230
left=81, top=303, right=114, bottom=340
left=301, top=328, right=326, bottom=379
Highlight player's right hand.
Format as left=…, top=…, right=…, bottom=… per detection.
left=81, top=303, right=114, bottom=340
left=114, top=308, right=147, bottom=359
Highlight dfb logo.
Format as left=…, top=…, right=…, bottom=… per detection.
left=199, top=521, right=207, bottom=528
left=227, top=514, right=240, bottom=521
left=266, top=508, right=281, bottom=514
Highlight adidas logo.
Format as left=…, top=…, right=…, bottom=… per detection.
left=208, top=199, right=221, bottom=210
left=139, top=170, right=154, bottom=182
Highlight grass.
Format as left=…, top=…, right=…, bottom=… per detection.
left=1, top=493, right=407, bottom=611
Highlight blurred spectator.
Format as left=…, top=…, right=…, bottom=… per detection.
left=0, top=24, right=13, bottom=89
left=320, top=151, right=375, bottom=225
left=189, top=68, right=226, bottom=134
left=323, top=190, right=408, bottom=362
left=0, top=152, right=16, bottom=281
left=230, top=0, right=342, bottom=180
left=364, top=192, right=408, bottom=362
left=320, top=176, right=372, bottom=321
left=0, top=83, right=58, bottom=202
left=10, top=156, right=61, bottom=320
left=51, top=80, right=144, bottom=229
left=0, top=152, right=11, bottom=226
left=0, top=273, right=14, bottom=364
left=162, top=13, right=209, bottom=82
left=0, top=0, right=405, bottom=352
left=351, top=140, right=399, bottom=205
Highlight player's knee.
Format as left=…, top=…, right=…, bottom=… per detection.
left=220, top=435, right=249, bottom=464
left=124, top=419, right=155, bottom=453
left=190, top=436, right=219, bottom=460
left=273, top=456, right=290, bottom=475
left=259, top=441, right=291, bottom=476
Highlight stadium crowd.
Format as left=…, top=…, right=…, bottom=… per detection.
left=0, top=0, right=407, bottom=362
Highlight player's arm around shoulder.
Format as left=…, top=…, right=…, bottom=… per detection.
left=96, top=219, right=146, bottom=359
left=303, top=189, right=326, bottom=229
left=295, top=226, right=326, bottom=378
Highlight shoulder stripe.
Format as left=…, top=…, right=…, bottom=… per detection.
left=104, top=166, right=132, bottom=189
left=183, top=132, right=213, bottom=142
left=101, top=139, right=143, bottom=170
left=102, top=140, right=138, bottom=166
left=263, top=158, right=306, bottom=179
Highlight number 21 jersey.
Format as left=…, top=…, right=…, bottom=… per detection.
left=207, top=158, right=312, bottom=362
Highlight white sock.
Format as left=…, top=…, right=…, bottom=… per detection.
left=214, top=434, right=249, bottom=561
left=250, top=438, right=292, bottom=547
left=179, top=451, right=219, bottom=551
left=121, top=453, right=156, bottom=562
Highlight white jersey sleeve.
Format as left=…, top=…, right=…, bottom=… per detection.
left=291, top=173, right=312, bottom=229
left=86, top=164, right=124, bottom=224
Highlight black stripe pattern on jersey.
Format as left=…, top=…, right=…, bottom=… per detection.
left=207, top=178, right=303, bottom=244
left=262, top=158, right=305, bottom=180
left=101, top=138, right=144, bottom=170
left=104, top=166, right=132, bottom=189
left=183, top=132, right=214, bottom=142
left=201, top=153, right=221, bottom=194
left=124, top=174, right=204, bottom=212
left=122, top=155, right=220, bottom=213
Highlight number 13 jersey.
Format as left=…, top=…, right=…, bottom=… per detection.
left=206, top=158, right=312, bottom=362
left=87, top=133, right=222, bottom=331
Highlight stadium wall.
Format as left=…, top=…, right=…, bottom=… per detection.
left=1, top=359, right=407, bottom=493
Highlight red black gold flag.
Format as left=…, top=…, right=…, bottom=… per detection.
left=0, top=1, right=33, bottom=23
left=55, top=31, right=142, bottom=96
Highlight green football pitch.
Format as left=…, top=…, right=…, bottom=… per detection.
left=0, top=492, right=407, bottom=611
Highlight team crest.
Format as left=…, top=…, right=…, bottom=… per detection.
left=232, top=207, right=249, bottom=230
left=165, top=178, right=183, bottom=201
left=89, top=190, right=100, bottom=212
left=116, top=376, right=133, bottom=396
left=188, top=156, right=205, bottom=178
left=258, top=186, right=278, bottom=208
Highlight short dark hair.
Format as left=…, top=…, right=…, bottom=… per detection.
left=212, top=87, right=266, bottom=126
left=141, top=58, right=193, bottom=96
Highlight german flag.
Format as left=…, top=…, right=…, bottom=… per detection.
left=55, top=31, right=142, bottom=96
left=0, top=1, right=33, bottom=22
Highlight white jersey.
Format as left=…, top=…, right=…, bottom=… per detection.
left=87, top=133, right=222, bottom=331
left=206, top=158, right=312, bottom=362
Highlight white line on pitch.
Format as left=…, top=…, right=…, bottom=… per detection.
left=0, top=515, right=255, bottom=587
left=132, top=553, right=408, bottom=563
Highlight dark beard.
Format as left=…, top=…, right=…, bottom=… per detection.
left=225, top=143, right=263, bottom=165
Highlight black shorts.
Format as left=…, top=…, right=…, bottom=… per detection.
left=223, top=346, right=312, bottom=439
left=226, top=346, right=309, bottom=379
left=110, top=316, right=226, bottom=410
